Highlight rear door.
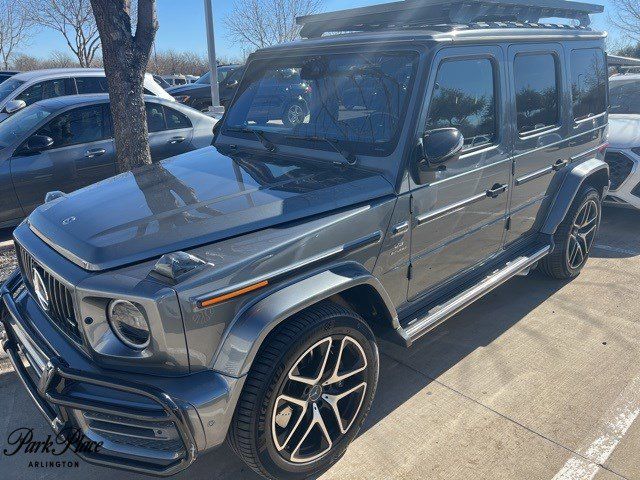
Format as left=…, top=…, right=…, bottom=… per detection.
left=408, top=46, right=511, bottom=300
left=11, top=104, right=115, bottom=214
left=146, top=103, right=194, bottom=161
left=505, top=44, right=568, bottom=245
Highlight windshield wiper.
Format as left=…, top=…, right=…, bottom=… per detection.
left=284, top=134, right=357, bottom=166
left=226, top=126, right=278, bottom=152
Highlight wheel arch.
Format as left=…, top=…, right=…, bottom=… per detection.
left=541, top=158, right=609, bottom=236
left=212, top=262, right=399, bottom=378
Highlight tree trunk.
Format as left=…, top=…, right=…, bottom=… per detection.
left=90, top=0, right=158, bottom=173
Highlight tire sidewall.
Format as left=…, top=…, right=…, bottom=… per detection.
left=254, top=313, right=379, bottom=479
left=559, top=187, right=601, bottom=277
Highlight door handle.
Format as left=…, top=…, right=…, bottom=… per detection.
left=552, top=159, right=569, bottom=171
left=391, top=221, right=410, bottom=236
left=84, top=148, right=106, bottom=158
left=168, top=136, right=186, bottom=144
left=486, top=183, right=508, bottom=199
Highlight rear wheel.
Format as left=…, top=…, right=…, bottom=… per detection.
left=539, top=186, right=601, bottom=279
left=228, top=301, right=379, bottom=480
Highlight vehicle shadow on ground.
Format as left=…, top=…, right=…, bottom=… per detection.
left=592, top=207, right=640, bottom=259
left=0, top=228, right=13, bottom=244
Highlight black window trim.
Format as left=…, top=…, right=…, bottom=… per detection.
left=570, top=47, right=608, bottom=125
left=513, top=49, right=563, bottom=140
left=426, top=51, right=502, bottom=157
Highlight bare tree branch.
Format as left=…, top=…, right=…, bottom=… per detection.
left=225, top=0, right=323, bottom=52
left=28, top=0, right=101, bottom=67
left=0, top=0, right=36, bottom=70
left=610, top=0, right=640, bottom=44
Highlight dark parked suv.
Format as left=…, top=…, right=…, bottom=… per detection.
left=1, top=1, right=610, bottom=479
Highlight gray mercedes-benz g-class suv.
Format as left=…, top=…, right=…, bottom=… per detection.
left=0, top=1, right=610, bottom=478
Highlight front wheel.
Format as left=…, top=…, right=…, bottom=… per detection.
left=539, top=186, right=601, bottom=279
left=228, top=301, right=379, bottom=480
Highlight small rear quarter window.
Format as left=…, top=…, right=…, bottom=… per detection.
left=570, top=48, right=608, bottom=122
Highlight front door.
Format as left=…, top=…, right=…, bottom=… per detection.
left=11, top=104, right=115, bottom=215
left=408, top=46, right=511, bottom=300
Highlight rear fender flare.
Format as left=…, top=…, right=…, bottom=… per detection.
left=541, top=158, right=609, bottom=236
left=212, top=263, right=398, bottom=378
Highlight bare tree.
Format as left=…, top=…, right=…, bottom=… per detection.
left=225, top=0, right=323, bottom=51
left=610, top=1, right=640, bottom=44
left=90, top=0, right=157, bottom=172
left=0, top=0, right=35, bottom=70
left=12, top=51, right=77, bottom=70
left=29, top=0, right=101, bottom=67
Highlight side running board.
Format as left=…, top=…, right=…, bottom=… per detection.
left=399, top=244, right=551, bottom=347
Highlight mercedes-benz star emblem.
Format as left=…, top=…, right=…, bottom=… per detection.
left=32, top=268, right=50, bottom=311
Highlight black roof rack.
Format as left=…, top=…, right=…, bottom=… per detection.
left=297, top=0, right=604, bottom=38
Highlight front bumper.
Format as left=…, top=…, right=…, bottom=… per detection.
left=1, top=270, right=241, bottom=476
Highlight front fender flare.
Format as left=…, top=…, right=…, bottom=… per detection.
left=541, top=158, right=609, bottom=236
left=212, top=263, right=398, bottom=378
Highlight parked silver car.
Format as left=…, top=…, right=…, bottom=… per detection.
left=0, top=94, right=217, bottom=228
left=0, top=68, right=174, bottom=123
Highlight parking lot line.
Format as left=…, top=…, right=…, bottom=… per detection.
left=552, top=374, right=640, bottom=480
left=593, top=244, right=640, bottom=257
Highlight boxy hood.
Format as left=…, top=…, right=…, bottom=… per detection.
left=28, top=146, right=393, bottom=271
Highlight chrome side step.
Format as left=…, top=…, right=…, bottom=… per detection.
left=400, top=245, right=551, bottom=346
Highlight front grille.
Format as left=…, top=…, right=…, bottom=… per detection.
left=605, top=152, right=635, bottom=191
left=15, top=244, right=82, bottom=343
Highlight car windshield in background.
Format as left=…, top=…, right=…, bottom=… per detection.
left=223, top=53, right=418, bottom=156
left=0, top=79, right=25, bottom=103
left=0, top=104, right=54, bottom=148
left=610, top=80, right=640, bottom=115
left=197, top=72, right=211, bottom=84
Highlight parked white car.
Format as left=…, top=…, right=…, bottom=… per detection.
left=0, top=68, right=174, bottom=123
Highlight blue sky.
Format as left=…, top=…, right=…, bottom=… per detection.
left=25, top=0, right=622, bottom=61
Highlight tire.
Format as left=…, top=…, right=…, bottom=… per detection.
left=228, top=301, right=379, bottom=480
left=539, top=186, right=601, bottom=279
left=282, top=100, right=308, bottom=128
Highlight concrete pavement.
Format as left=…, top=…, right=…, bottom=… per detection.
left=1, top=207, right=640, bottom=479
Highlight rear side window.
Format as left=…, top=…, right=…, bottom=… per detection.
left=426, top=58, right=497, bottom=151
left=17, top=79, right=69, bottom=106
left=76, top=76, right=109, bottom=94
left=571, top=48, right=607, bottom=121
left=36, top=105, right=106, bottom=149
left=164, top=106, right=192, bottom=129
left=514, top=54, right=560, bottom=135
left=146, top=103, right=166, bottom=132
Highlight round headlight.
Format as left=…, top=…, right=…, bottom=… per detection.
left=107, top=300, right=150, bottom=349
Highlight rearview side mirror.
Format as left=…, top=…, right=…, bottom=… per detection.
left=4, top=99, right=27, bottom=115
left=21, top=134, right=54, bottom=154
left=415, top=128, right=464, bottom=184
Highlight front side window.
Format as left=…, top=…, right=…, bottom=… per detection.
left=76, top=76, right=109, bottom=94
left=0, top=105, right=54, bottom=149
left=514, top=54, right=560, bottom=135
left=0, top=79, right=24, bottom=103
left=164, top=106, right=191, bottom=129
left=571, top=48, right=607, bottom=121
left=36, top=105, right=106, bottom=149
left=223, top=52, right=418, bottom=156
left=426, top=58, right=497, bottom=151
left=17, top=79, right=69, bottom=106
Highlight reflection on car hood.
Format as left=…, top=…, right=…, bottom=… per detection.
left=28, top=146, right=394, bottom=271
left=608, top=114, right=640, bottom=149
left=167, top=83, right=210, bottom=95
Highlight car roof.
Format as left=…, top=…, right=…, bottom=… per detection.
left=12, top=68, right=106, bottom=82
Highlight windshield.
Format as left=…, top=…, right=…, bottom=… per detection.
left=610, top=79, right=640, bottom=115
left=222, top=52, right=418, bottom=156
left=197, top=72, right=211, bottom=84
left=0, top=78, right=24, bottom=103
left=0, top=104, right=54, bottom=148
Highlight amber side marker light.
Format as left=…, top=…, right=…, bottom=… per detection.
left=199, top=280, right=269, bottom=308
